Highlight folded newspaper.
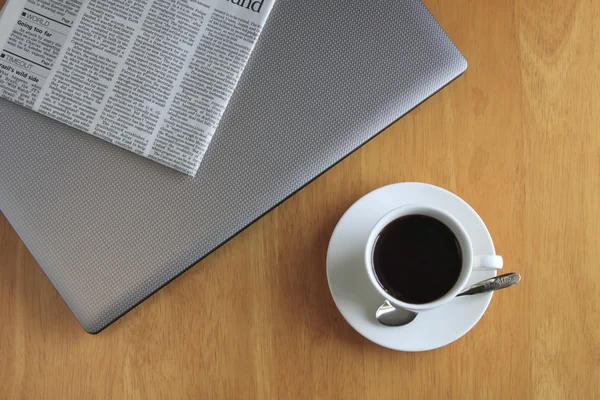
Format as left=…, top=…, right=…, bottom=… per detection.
left=0, top=0, right=275, bottom=175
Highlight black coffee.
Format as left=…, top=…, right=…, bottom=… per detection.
left=372, top=215, right=462, bottom=304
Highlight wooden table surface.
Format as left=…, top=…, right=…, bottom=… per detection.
left=1, top=0, right=598, bottom=399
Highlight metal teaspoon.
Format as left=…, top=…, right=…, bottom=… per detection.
left=375, top=272, right=521, bottom=327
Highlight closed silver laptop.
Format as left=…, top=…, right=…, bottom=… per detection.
left=0, top=0, right=466, bottom=333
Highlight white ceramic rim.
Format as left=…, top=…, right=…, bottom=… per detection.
left=363, top=204, right=474, bottom=312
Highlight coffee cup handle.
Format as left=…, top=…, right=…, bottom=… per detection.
left=473, top=255, right=503, bottom=270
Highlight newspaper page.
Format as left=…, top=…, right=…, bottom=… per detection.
left=0, top=0, right=275, bottom=175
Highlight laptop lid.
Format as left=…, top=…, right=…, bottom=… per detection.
left=0, top=0, right=466, bottom=333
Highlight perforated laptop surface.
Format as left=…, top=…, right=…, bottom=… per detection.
left=0, top=0, right=466, bottom=333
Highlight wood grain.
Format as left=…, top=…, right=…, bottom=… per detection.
left=1, top=0, right=598, bottom=398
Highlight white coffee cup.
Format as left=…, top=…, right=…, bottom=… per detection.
left=364, top=204, right=503, bottom=313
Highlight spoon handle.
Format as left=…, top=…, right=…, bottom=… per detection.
left=456, top=273, right=521, bottom=297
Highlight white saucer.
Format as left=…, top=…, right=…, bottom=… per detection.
left=326, top=183, right=497, bottom=351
